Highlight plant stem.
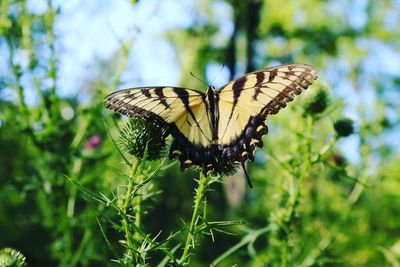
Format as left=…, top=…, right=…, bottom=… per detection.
left=180, top=171, right=209, bottom=265
left=281, top=235, right=288, bottom=267
left=133, top=174, right=144, bottom=243
left=122, top=156, right=140, bottom=262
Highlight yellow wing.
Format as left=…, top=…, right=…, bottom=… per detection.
left=217, top=64, right=318, bottom=161
left=104, top=87, right=213, bottom=148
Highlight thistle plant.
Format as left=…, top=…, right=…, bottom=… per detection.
left=94, top=117, right=242, bottom=266
left=109, top=118, right=167, bottom=264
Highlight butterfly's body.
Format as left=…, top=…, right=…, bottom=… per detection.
left=168, top=85, right=267, bottom=170
left=205, top=86, right=219, bottom=143
left=105, top=64, right=318, bottom=184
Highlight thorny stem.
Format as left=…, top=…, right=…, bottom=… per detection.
left=281, top=235, right=288, bottom=267
left=122, top=156, right=140, bottom=263
left=311, top=136, right=337, bottom=163
left=349, top=137, right=370, bottom=204
left=133, top=174, right=144, bottom=243
left=179, top=171, right=209, bottom=265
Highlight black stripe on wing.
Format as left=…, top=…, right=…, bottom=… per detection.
left=172, top=88, right=200, bottom=128
left=104, top=86, right=203, bottom=123
left=105, top=88, right=163, bottom=125
left=252, top=72, right=265, bottom=100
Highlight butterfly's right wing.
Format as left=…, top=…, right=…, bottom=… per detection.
left=104, top=87, right=214, bottom=167
left=217, top=64, right=318, bottom=162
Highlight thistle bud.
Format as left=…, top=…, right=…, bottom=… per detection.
left=211, top=161, right=239, bottom=177
left=334, top=118, right=354, bottom=137
left=304, top=89, right=330, bottom=116
left=0, top=247, right=27, bottom=267
left=119, top=118, right=168, bottom=160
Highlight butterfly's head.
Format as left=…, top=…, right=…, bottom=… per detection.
left=206, top=86, right=218, bottom=103
left=207, top=85, right=217, bottom=92
left=206, top=86, right=218, bottom=99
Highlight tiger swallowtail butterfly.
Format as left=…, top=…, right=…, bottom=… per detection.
left=105, top=64, right=318, bottom=187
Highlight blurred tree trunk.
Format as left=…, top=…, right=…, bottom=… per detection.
left=226, top=0, right=239, bottom=80
left=246, top=0, right=262, bottom=72
left=226, top=0, right=262, bottom=79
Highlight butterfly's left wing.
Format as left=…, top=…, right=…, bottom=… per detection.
left=217, top=64, right=318, bottom=163
left=104, top=87, right=215, bottom=168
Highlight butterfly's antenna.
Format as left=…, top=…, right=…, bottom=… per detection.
left=190, top=72, right=209, bottom=86
left=210, top=64, right=225, bottom=86
left=241, top=161, right=253, bottom=188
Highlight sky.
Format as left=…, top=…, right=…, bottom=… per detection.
left=52, top=0, right=234, bottom=97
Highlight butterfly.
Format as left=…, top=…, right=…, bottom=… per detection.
left=105, top=64, right=318, bottom=187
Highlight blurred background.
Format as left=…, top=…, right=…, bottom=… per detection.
left=1, top=0, right=400, bottom=266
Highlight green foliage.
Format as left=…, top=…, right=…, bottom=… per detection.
left=1, top=0, right=400, bottom=267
